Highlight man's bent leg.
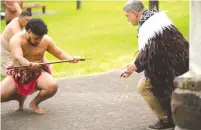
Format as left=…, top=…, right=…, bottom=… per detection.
left=137, top=77, right=167, bottom=120
left=1, top=76, right=18, bottom=102
left=137, top=77, right=175, bottom=130
left=1, top=76, right=27, bottom=110
left=29, top=72, right=58, bottom=115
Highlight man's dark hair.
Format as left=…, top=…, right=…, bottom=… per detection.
left=25, top=18, right=48, bottom=36
left=20, top=11, right=32, bottom=17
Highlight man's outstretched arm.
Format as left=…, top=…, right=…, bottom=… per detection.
left=46, top=36, right=77, bottom=61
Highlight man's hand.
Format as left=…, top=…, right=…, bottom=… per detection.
left=126, top=63, right=137, bottom=73
left=29, top=62, right=41, bottom=70
left=120, top=63, right=137, bottom=78
left=120, top=68, right=133, bottom=78
left=70, top=56, right=82, bottom=63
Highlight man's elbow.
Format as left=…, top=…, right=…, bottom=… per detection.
left=54, top=51, right=63, bottom=60
left=13, top=56, right=25, bottom=65
left=13, top=56, right=21, bottom=62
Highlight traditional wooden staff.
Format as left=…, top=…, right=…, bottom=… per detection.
left=6, top=58, right=91, bottom=69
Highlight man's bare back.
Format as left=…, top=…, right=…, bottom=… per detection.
left=1, top=17, right=23, bottom=50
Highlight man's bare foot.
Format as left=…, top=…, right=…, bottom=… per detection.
left=15, top=107, right=23, bottom=111
left=29, top=102, right=44, bottom=115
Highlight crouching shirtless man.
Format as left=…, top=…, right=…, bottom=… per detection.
left=1, top=18, right=82, bottom=115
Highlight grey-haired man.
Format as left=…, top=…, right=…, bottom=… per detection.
left=120, top=0, right=189, bottom=130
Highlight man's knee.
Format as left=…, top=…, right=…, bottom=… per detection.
left=1, top=90, right=11, bottom=102
left=137, top=78, right=152, bottom=96
left=47, top=80, right=58, bottom=95
left=1, top=84, right=9, bottom=102
left=137, top=84, right=147, bottom=95
left=1, top=76, right=17, bottom=101
left=137, top=77, right=146, bottom=94
left=1, top=91, right=7, bottom=102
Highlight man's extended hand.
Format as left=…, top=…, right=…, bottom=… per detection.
left=70, top=56, right=83, bottom=63
left=120, top=63, right=137, bottom=78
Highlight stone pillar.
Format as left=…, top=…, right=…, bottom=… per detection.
left=172, top=76, right=201, bottom=130
left=190, top=1, right=201, bottom=45
left=171, top=1, right=201, bottom=130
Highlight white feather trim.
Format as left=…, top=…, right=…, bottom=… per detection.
left=138, top=11, right=173, bottom=51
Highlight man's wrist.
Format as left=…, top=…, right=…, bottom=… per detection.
left=133, top=63, right=137, bottom=71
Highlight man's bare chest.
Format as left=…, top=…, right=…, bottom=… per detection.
left=22, top=45, right=46, bottom=58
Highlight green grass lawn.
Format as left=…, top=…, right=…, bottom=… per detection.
left=0, top=1, right=189, bottom=78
